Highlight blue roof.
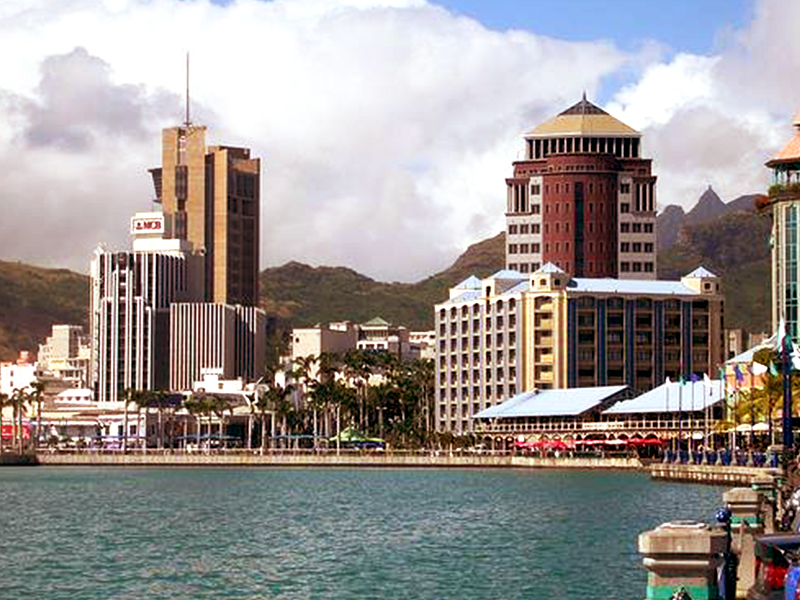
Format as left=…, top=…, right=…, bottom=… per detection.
left=475, top=385, right=629, bottom=418
left=453, top=275, right=481, bottom=290
left=604, top=380, right=723, bottom=414
left=489, top=269, right=523, bottom=279
left=568, top=277, right=699, bottom=295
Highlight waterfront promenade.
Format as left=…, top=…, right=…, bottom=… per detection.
left=29, top=450, right=773, bottom=484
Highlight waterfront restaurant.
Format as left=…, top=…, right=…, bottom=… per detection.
left=473, top=380, right=725, bottom=450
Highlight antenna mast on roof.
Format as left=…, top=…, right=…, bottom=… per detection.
left=184, top=52, right=191, bottom=127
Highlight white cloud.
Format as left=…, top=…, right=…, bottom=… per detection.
left=606, top=0, right=800, bottom=212
left=0, top=0, right=626, bottom=281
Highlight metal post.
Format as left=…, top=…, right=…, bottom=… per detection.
left=783, top=345, right=792, bottom=451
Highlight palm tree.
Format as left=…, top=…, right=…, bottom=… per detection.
left=29, top=380, right=46, bottom=449
left=11, top=388, right=29, bottom=452
left=184, top=393, right=210, bottom=450
left=0, top=392, right=8, bottom=455
left=209, top=395, right=233, bottom=447
left=254, top=382, right=293, bottom=452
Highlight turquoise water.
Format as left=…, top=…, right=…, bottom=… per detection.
left=0, top=467, right=722, bottom=599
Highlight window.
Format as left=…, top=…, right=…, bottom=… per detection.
left=620, top=183, right=630, bottom=194
left=508, top=224, right=518, bottom=235
left=644, top=262, right=654, bottom=272
left=632, top=262, right=642, bottom=272
left=520, top=263, right=529, bottom=273
left=520, top=243, right=529, bottom=253
left=532, top=243, right=540, bottom=253
left=532, top=224, right=541, bottom=234
left=644, top=243, right=654, bottom=253
left=520, top=224, right=529, bottom=234
left=621, top=262, right=630, bottom=272
left=509, top=244, right=518, bottom=254
left=633, top=242, right=642, bottom=253
left=531, top=184, right=541, bottom=195
left=532, top=204, right=540, bottom=214
left=508, top=263, right=518, bottom=271
left=632, top=223, right=642, bottom=233
left=621, top=242, right=630, bottom=253
left=621, top=203, right=630, bottom=213
left=621, top=223, right=630, bottom=233
left=644, top=223, right=653, bottom=233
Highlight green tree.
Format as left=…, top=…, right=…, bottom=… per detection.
left=0, top=392, right=8, bottom=455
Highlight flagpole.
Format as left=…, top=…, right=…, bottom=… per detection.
left=678, top=380, right=683, bottom=459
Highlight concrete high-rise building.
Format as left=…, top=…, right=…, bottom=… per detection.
left=434, top=265, right=724, bottom=433
left=760, top=109, right=800, bottom=339
left=505, top=95, right=657, bottom=279
left=90, top=213, right=201, bottom=403
left=169, top=303, right=266, bottom=392
left=148, top=125, right=261, bottom=306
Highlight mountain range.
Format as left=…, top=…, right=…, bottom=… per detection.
left=0, top=187, right=771, bottom=361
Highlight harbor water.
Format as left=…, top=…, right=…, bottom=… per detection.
left=0, top=467, right=722, bottom=599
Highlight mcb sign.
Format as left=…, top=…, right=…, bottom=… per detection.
left=130, top=216, right=164, bottom=235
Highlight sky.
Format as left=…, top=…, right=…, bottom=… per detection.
left=0, top=0, right=797, bottom=283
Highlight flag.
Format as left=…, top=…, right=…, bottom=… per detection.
left=703, top=373, right=713, bottom=389
left=770, top=361, right=779, bottom=376
left=679, top=375, right=687, bottom=386
left=734, top=364, right=744, bottom=384
left=690, top=373, right=699, bottom=383
left=752, top=362, right=768, bottom=376
left=665, top=376, right=671, bottom=385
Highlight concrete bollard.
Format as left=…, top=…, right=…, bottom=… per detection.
left=751, top=474, right=778, bottom=533
left=724, top=487, right=763, bottom=597
left=639, top=521, right=726, bottom=600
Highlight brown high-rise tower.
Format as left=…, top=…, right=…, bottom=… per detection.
left=149, top=125, right=260, bottom=306
left=505, top=96, right=657, bottom=279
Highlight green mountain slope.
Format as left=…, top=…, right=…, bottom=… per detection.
left=259, top=233, right=506, bottom=329
left=0, top=260, right=89, bottom=361
left=657, top=210, right=772, bottom=332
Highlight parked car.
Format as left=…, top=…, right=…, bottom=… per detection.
left=747, top=533, right=800, bottom=599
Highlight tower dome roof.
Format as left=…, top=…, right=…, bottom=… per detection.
left=766, top=107, right=800, bottom=167
left=526, top=95, right=639, bottom=138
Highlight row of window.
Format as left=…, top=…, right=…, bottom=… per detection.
left=507, top=223, right=541, bottom=235
left=620, top=242, right=655, bottom=253
left=439, top=315, right=518, bottom=335
left=620, top=262, right=655, bottom=273
left=439, top=300, right=517, bottom=320
left=620, top=222, right=654, bottom=233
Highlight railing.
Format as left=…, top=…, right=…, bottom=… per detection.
left=474, top=418, right=713, bottom=435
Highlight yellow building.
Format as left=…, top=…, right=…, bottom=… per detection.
left=434, top=264, right=724, bottom=433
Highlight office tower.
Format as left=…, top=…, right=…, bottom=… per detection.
left=169, top=303, right=266, bottom=391
left=760, top=110, right=800, bottom=338
left=434, top=265, right=724, bottom=433
left=505, top=95, right=657, bottom=279
left=149, top=125, right=261, bottom=306
left=90, top=212, right=201, bottom=402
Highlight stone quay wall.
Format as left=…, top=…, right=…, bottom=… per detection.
left=648, top=463, right=770, bottom=485
left=37, top=451, right=643, bottom=469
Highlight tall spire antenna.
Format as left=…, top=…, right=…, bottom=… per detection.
left=184, top=52, right=191, bottom=127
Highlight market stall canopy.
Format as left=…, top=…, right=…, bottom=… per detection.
left=328, top=427, right=384, bottom=444
left=604, top=380, right=723, bottom=415
left=475, top=385, right=630, bottom=419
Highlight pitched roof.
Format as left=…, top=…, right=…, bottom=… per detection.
left=453, top=275, right=481, bottom=290
left=604, top=381, right=723, bottom=414
left=527, top=96, right=639, bottom=138
left=684, top=266, right=717, bottom=278
left=475, top=385, right=629, bottom=418
left=362, top=317, right=389, bottom=327
left=538, top=262, right=565, bottom=274
left=489, top=269, right=523, bottom=279
left=767, top=112, right=800, bottom=166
